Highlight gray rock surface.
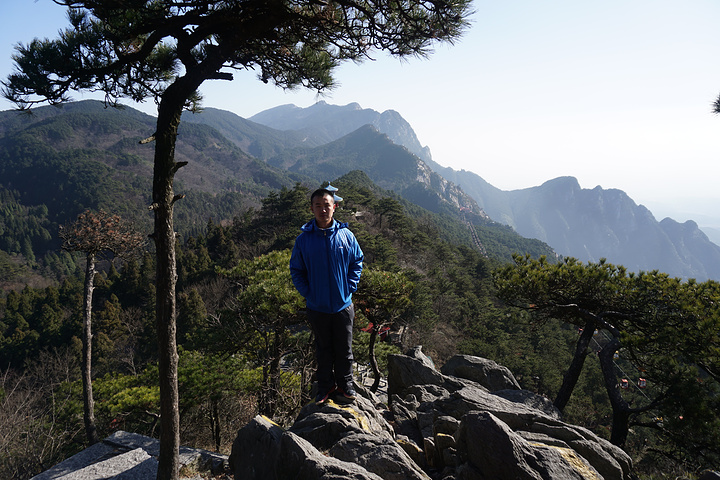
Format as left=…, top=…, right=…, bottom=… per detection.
left=387, top=351, right=632, bottom=480
left=229, top=415, right=387, bottom=480
left=54, top=448, right=155, bottom=480
left=280, top=431, right=385, bottom=480
left=32, top=430, right=228, bottom=480
left=441, top=354, right=521, bottom=391
left=31, top=442, right=120, bottom=480
left=699, top=471, right=720, bottom=480
left=329, top=432, right=431, bottom=480
left=493, top=389, right=561, bottom=420
left=456, top=411, right=597, bottom=480
left=228, top=415, right=284, bottom=479
left=34, top=351, right=635, bottom=480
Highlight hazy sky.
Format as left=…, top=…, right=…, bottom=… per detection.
left=2, top=1, right=720, bottom=224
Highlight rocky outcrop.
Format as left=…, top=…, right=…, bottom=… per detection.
left=31, top=430, right=227, bottom=480
left=440, top=354, right=521, bottom=392
left=230, top=402, right=424, bottom=480
left=229, top=348, right=633, bottom=480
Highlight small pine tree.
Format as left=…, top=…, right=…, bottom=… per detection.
left=60, top=210, right=145, bottom=445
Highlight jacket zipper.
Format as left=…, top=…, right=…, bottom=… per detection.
left=325, top=228, right=333, bottom=309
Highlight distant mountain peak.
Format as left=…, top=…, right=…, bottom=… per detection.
left=537, top=176, right=581, bottom=190
left=249, top=101, right=432, bottom=163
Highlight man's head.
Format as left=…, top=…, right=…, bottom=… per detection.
left=310, top=188, right=336, bottom=228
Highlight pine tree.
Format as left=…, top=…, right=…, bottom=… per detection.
left=3, top=4, right=471, bottom=474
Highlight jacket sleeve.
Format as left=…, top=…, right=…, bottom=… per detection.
left=290, top=240, right=310, bottom=299
left=347, top=236, right=364, bottom=294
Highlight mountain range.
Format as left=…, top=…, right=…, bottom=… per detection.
left=184, top=101, right=720, bottom=281
left=434, top=170, right=720, bottom=281
left=2, top=99, right=719, bottom=281
left=0, top=99, right=554, bottom=285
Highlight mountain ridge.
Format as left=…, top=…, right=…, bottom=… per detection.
left=0, top=100, right=556, bottom=284
left=4, top=99, right=718, bottom=280
left=249, top=100, right=433, bottom=163
left=432, top=169, right=720, bottom=280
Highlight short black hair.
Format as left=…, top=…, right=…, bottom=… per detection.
left=310, top=188, right=335, bottom=204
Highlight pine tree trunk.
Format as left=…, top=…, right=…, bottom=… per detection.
left=264, top=327, right=283, bottom=418
left=369, top=324, right=381, bottom=393
left=153, top=95, right=182, bottom=480
left=82, top=253, right=99, bottom=445
left=151, top=60, right=227, bottom=480
left=554, top=319, right=596, bottom=412
left=211, top=399, right=221, bottom=452
left=598, top=336, right=631, bottom=446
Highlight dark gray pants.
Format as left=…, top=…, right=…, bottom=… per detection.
left=307, top=304, right=354, bottom=394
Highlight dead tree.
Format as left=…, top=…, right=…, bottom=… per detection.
left=60, top=210, right=145, bottom=445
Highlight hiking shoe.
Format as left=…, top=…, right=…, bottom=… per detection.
left=315, top=386, right=336, bottom=404
left=334, top=387, right=356, bottom=404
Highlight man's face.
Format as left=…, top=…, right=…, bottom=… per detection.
left=311, top=193, right=335, bottom=228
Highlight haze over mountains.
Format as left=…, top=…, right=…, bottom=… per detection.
left=2, top=99, right=719, bottom=281
left=220, top=101, right=720, bottom=281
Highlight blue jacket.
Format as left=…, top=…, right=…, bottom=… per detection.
left=290, top=219, right=364, bottom=314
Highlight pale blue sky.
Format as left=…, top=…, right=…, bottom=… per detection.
left=3, top=1, right=720, bottom=226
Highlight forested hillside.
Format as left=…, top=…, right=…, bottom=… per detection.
left=0, top=100, right=554, bottom=287
left=0, top=101, right=296, bottom=284
left=182, top=105, right=555, bottom=260
left=2, top=175, right=718, bottom=479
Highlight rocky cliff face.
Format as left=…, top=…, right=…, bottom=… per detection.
left=414, top=161, right=486, bottom=216
left=501, top=178, right=720, bottom=280
left=229, top=348, right=632, bottom=480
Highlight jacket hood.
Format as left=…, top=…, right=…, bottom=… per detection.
left=300, top=219, right=349, bottom=233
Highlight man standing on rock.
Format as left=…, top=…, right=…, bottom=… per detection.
left=290, top=186, right=364, bottom=404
